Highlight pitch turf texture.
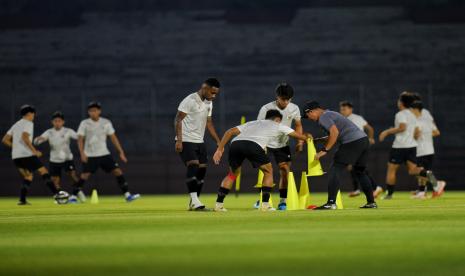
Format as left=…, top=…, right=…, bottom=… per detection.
left=1, top=192, right=464, bottom=276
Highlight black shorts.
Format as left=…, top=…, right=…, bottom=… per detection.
left=267, top=146, right=292, bottom=164
left=49, top=160, right=76, bottom=177
left=334, top=137, right=369, bottom=167
left=178, top=142, right=207, bottom=165
left=389, top=147, right=417, bottom=165
left=13, top=156, right=44, bottom=172
left=229, top=140, right=270, bottom=171
left=82, top=155, right=119, bottom=174
left=416, top=155, right=434, bottom=170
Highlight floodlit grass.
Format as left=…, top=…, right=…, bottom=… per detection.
left=0, top=192, right=464, bottom=276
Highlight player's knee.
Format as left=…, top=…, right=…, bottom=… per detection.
left=278, top=163, right=289, bottom=174
left=260, top=163, right=273, bottom=174
left=80, top=173, right=90, bottom=180
left=38, top=167, right=48, bottom=175
left=112, top=168, right=123, bottom=176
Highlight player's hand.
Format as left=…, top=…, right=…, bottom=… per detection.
left=119, top=152, right=128, bottom=163
left=305, top=133, right=313, bottom=140
left=369, top=138, right=376, bottom=145
left=175, top=141, right=183, bottom=153
left=81, top=153, right=88, bottom=163
left=34, top=150, right=42, bottom=158
left=213, top=149, right=223, bottom=165
left=295, top=142, right=304, bottom=153
left=33, top=137, right=43, bottom=146
left=379, top=131, right=388, bottom=142
left=315, top=151, right=327, bottom=160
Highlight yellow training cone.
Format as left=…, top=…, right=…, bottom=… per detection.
left=298, top=171, right=310, bottom=209
left=307, top=139, right=324, bottom=176
left=254, top=170, right=276, bottom=189
left=336, top=190, right=344, bottom=209
left=90, top=189, right=99, bottom=204
left=286, top=172, right=299, bottom=210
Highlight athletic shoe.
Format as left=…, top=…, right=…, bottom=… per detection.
left=360, top=202, right=378, bottom=209
left=214, top=204, right=228, bottom=212
left=126, top=193, right=141, bottom=203
left=277, top=202, right=287, bottom=211
left=260, top=205, right=276, bottom=212
left=411, top=191, right=427, bottom=199
left=17, top=201, right=31, bottom=205
left=77, top=190, right=87, bottom=202
left=68, top=195, right=79, bottom=204
left=432, top=181, right=446, bottom=198
left=411, top=190, right=420, bottom=195
left=348, top=190, right=361, bottom=197
left=313, top=203, right=337, bottom=210
left=253, top=200, right=260, bottom=209
left=382, top=194, right=393, bottom=200
left=373, top=186, right=384, bottom=199
left=189, top=202, right=206, bottom=211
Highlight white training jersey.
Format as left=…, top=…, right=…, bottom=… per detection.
left=416, top=110, right=437, bottom=157
left=177, top=92, right=213, bottom=143
left=392, top=109, right=418, bottom=149
left=6, top=119, right=35, bottom=160
left=77, top=117, right=115, bottom=157
left=347, top=113, right=367, bottom=131
left=37, top=127, right=78, bottom=163
left=257, top=102, right=301, bottom=148
left=232, top=120, right=295, bottom=149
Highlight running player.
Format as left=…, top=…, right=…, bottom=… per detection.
left=410, top=100, right=443, bottom=198
left=302, top=101, right=377, bottom=210
left=2, top=105, right=69, bottom=205
left=73, top=101, right=140, bottom=203
left=375, top=92, right=444, bottom=199
left=34, top=111, right=86, bottom=202
left=254, top=83, right=303, bottom=210
left=175, top=78, right=221, bottom=211
left=212, top=110, right=310, bottom=212
left=339, top=101, right=377, bottom=197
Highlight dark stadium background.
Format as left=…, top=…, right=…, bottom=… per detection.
left=0, top=0, right=464, bottom=196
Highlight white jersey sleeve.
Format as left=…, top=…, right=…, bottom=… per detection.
left=77, top=121, right=86, bottom=137
left=6, top=127, right=12, bottom=136
left=178, top=97, right=194, bottom=114
left=278, top=124, right=295, bottom=136
left=257, top=106, right=267, bottom=120
left=105, top=121, right=115, bottom=136
left=395, top=112, right=407, bottom=125
left=68, top=129, right=78, bottom=140
left=208, top=103, right=213, bottom=117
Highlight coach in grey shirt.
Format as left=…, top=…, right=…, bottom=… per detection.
left=302, top=101, right=377, bottom=210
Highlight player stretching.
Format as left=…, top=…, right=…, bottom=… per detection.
left=302, top=101, right=377, bottom=209
left=212, top=110, right=309, bottom=212
left=375, top=92, right=444, bottom=199
left=175, top=78, right=221, bottom=211
left=72, top=102, right=140, bottom=203
left=410, top=100, right=444, bottom=198
left=254, top=83, right=303, bottom=210
left=2, top=105, right=69, bottom=205
left=339, top=101, right=377, bottom=197
left=34, top=111, right=86, bottom=202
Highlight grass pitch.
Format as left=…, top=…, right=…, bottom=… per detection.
left=0, top=192, right=464, bottom=276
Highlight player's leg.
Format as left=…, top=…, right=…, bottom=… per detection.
left=277, top=161, right=291, bottom=211
left=353, top=165, right=377, bottom=208
left=259, top=162, right=275, bottom=211
left=65, top=161, right=86, bottom=203
left=37, top=165, right=69, bottom=203
left=215, top=167, right=241, bottom=212
left=49, top=162, right=63, bottom=191
left=406, top=158, right=444, bottom=197
left=374, top=148, right=403, bottom=199
left=104, top=156, right=140, bottom=202
left=69, top=158, right=95, bottom=202
left=17, top=168, right=33, bottom=205
left=196, top=143, right=208, bottom=197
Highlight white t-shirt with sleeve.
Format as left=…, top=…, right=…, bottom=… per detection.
left=347, top=113, right=367, bottom=131
left=38, top=127, right=78, bottom=163
left=232, top=120, right=295, bottom=149
left=177, top=92, right=212, bottom=143
left=392, top=109, right=418, bottom=149
left=77, top=117, right=115, bottom=157
left=416, top=110, right=437, bottom=157
left=6, top=119, right=35, bottom=160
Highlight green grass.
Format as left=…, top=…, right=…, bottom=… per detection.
left=1, top=192, right=465, bottom=276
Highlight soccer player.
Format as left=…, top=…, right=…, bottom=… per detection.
left=410, top=100, right=443, bottom=199
left=2, top=105, right=69, bottom=205
left=174, top=78, right=221, bottom=211
left=375, top=92, right=444, bottom=199
left=73, top=101, right=140, bottom=203
left=255, top=83, right=303, bottom=210
left=34, top=111, right=86, bottom=202
left=339, top=101, right=377, bottom=197
left=212, top=110, right=310, bottom=212
left=302, top=101, right=377, bottom=210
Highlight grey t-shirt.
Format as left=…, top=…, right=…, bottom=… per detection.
left=318, top=110, right=367, bottom=144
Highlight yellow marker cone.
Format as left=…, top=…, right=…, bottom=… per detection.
left=298, top=171, right=311, bottom=209
left=286, top=172, right=299, bottom=210
left=307, top=139, right=324, bottom=176
left=235, top=116, right=247, bottom=195
left=254, top=169, right=264, bottom=188
left=336, top=190, right=344, bottom=209
left=90, top=189, right=99, bottom=204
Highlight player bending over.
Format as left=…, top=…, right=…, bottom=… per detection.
left=254, top=83, right=303, bottom=210
left=174, top=78, right=221, bottom=211
left=376, top=92, right=444, bottom=199
left=302, top=101, right=377, bottom=210
left=212, top=110, right=309, bottom=212
left=34, top=111, right=86, bottom=202
left=72, top=101, right=140, bottom=203
left=339, top=101, right=377, bottom=197
left=2, top=105, right=69, bottom=205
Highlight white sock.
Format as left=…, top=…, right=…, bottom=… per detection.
left=262, top=202, right=270, bottom=208
left=124, top=192, right=130, bottom=198
left=215, top=202, right=224, bottom=207
left=190, top=192, right=202, bottom=205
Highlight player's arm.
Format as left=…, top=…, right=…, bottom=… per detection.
left=379, top=123, right=406, bottom=142
left=364, top=123, right=375, bottom=144
left=22, top=132, right=41, bottom=157
left=2, top=134, right=12, bottom=148
left=33, top=131, right=49, bottom=146
left=78, top=135, right=87, bottom=163
left=174, top=111, right=187, bottom=153
left=294, top=119, right=305, bottom=152
left=213, top=127, right=241, bottom=165
left=206, top=116, right=221, bottom=145
left=288, top=131, right=311, bottom=142
left=109, top=133, right=127, bottom=163
left=414, top=127, right=421, bottom=140
left=316, top=125, right=339, bottom=160
left=432, top=123, right=440, bottom=137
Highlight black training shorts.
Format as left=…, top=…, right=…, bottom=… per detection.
left=416, top=154, right=434, bottom=170
left=389, top=147, right=417, bottom=165
left=229, top=140, right=270, bottom=171
left=49, top=160, right=76, bottom=177
left=82, top=155, right=119, bottom=174
left=267, top=146, right=292, bottom=164
left=178, top=142, right=208, bottom=165
left=13, top=156, right=44, bottom=172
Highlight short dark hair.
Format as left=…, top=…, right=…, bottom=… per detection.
left=411, top=100, right=424, bottom=111
left=399, top=93, right=415, bottom=108
left=20, top=105, right=36, bottom=116
left=339, top=101, right=353, bottom=108
left=204, top=78, right=220, bottom=88
left=265, top=109, right=283, bottom=120
left=87, top=101, right=102, bottom=110
left=411, top=92, right=422, bottom=101
left=52, top=111, right=65, bottom=120
left=275, top=82, right=294, bottom=100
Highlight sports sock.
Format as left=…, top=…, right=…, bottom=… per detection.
left=196, top=167, right=207, bottom=196
left=386, top=184, right=395, bottom=196
left=186, top=164, right=199, bottom=193
left=327, top=163, right=345, bottom=204
left=279, top=188, right=287, bottom=203
left=261, top=186, right=272, bottom=203
left=116, top=175, right=129, bottom=193
left=20, top=179, right=32, bottom=202
left=42, top=174, right=59, bottom=194
left=216, top=187, right=230, bottom=203
left=418, top=185, right=426, bottom=192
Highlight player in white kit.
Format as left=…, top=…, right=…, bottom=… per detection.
left=34, top=111, right=86, bottom=202
left=254, top=83, right=303, bottom=210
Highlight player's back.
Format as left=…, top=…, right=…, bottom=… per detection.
left=232, top=120, right=293, bottom=149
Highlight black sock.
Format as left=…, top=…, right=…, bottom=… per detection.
left=327, top=163, right=345, bottom=204
left=186, top=164, right=199, bottom=193
left=73, top=179, right=85, bottom=195
left=20, top=179, right=32, bottom=202
left=262, top=186, right=272, bottom=203
left=418, top=169, right=428, bottom=177
left=116, top=175, right=129, bottom=193
left=386, top=184, right=395, bottom=196
left=42, top=174, right=59, bottom=194
left=418, top=185, right=426, bottom=192
left=279, top=188, right=287, bottom=199
left=196, top=167, right=207, bottom=196
left=216, top=187, right=230, bottom=203
left=354, top=167, right=375, bottom=204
